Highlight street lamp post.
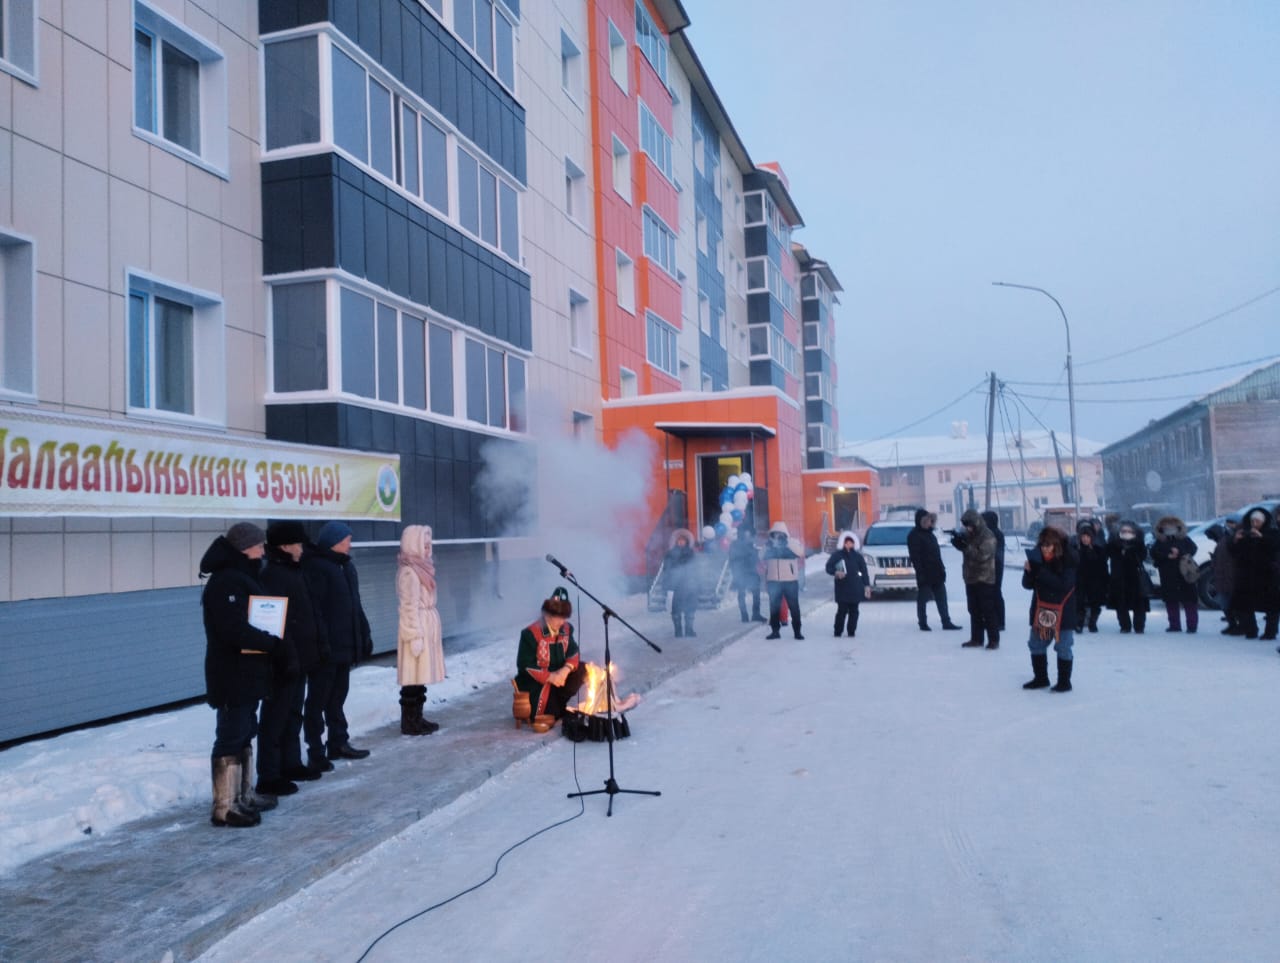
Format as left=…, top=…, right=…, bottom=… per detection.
left=992, top=281, right=1081, bottom=523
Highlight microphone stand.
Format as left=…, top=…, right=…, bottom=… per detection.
left=548, top=557, right=661, bottom=816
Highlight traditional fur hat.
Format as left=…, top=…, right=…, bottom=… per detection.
left=266, top=520, right=308, bottom=547
left=542, top=586, right=572, bottom=617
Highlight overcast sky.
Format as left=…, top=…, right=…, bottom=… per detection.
left=686, top=0, right=1280, bottom=446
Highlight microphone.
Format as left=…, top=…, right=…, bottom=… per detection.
left=545, top=553, right=568, bottom=575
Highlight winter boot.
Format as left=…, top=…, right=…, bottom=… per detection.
left=238, top=747, right=277, bottom=813
left=401, top=692, right=426, bottom=735
left=672, top=614, right=684, bottom=637
left=986, top=630, right=1000, bottom=650
left=416, top=686, right=440, bottom=734
left=1023, top=653, right=1051, bottom=689
left=685, top=614, right=696, bottom=638
left=1087, top=608, right=1100, bottom=633
left=1051, top=658, right=1074, bottom=692
left=1261, top=612, right=1279, bottom=641
left=211, top=756, right=259, bottom=827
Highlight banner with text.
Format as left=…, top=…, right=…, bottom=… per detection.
left=0, top=409, right=400, bottom=520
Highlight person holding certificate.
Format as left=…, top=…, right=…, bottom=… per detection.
left=199, top=522, right=282, bottom=828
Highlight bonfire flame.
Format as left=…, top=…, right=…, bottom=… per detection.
left=574, top=662, right=640, bottom=716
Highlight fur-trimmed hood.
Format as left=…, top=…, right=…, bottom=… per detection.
left=1153, top=516, right=1187, bottom=540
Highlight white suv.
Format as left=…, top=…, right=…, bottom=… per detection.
left=862, top=521, right=919, bottom=596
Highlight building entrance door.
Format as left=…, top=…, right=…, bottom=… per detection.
left=699, top=452, right=754, bottom=538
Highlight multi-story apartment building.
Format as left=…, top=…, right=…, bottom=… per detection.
left=1, top=0, right=854, bottom=742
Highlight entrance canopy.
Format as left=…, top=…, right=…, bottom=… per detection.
left=654, top=422, right=777, bottom=439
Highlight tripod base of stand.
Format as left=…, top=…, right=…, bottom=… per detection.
left=568, top=777, right=661, bottom=817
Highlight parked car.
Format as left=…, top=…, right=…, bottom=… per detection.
left=862, top=521, right=920, bottom=596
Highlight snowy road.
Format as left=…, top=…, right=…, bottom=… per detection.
left=198, top=589, right=1280, bottom=963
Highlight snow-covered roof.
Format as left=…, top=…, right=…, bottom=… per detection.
left=839, top=429, right=1105, bottom=469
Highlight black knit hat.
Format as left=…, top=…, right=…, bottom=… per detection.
left=267, top=520, right=308, bottom=547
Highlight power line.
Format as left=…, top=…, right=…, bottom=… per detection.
left=1005, top=354, right=1279, bottom=388
left=855, top=377, right=989, bottom=444
left=1011, top=390, right=1205, bottom=405
left=1077, top=284, right=1280, bottom=367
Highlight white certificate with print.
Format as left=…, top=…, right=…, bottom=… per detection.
left=248, top=595, right=288, bottom=638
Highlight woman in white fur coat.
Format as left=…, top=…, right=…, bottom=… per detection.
left=396, top=525, right=445, bottom=735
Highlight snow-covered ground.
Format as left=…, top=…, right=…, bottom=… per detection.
left=193, top=575, right=1277, bottom=962
left=5, top=554, right=1278, bottom=962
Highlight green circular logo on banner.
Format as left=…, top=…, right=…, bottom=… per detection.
left=376, top=465, right=399, bottom=513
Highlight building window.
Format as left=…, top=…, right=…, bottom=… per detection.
left=560, top=29, right=582, bottom=101
left=264, top=36, right=321, bottom=150
left=565, top=157, right=586, bottom=222
left=127, top=273, right=223, bottom=421
left=572, top=409, right=593, bottom=438
left=938, top=468, right=952, bottom=483
left=0, top=229, right=34, bottom=397
left=615, top=250, right=635, bottom=314
left=634, top=1, right=668, bottom=84
left=607, top=19, right=627, bottom=91
left=271, top=281, right=327, bottom=393
left=454, top=0, right=516, bottom=92
left=642, top=207, right=677, bottom=278
left=638, top=101, right=673, bottom=182
left=569, top=289, right=590, bottom=355
left=646, top=311, right=677, bottom=377
left=464, top=336, right=524, bottom=431
left=619, top=366, right=637, bottom=398
left=458, top=145, right=519, bottom=259
left=133, top=2, right=227, bottom=173
left=611, top=135, right=631, bottom=202
left=0, top=0, right=34, bottom=82
left=939, top=501, right=953, bottom=514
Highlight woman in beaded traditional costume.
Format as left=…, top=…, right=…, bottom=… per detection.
left=514, top=587, right=587, bottom=721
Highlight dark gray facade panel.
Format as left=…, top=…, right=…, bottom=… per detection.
left=261, top=0, right=526, bottom=182
left=750, top=358, right=784, bottom=389
left=260, top=157, right=531, bottom=351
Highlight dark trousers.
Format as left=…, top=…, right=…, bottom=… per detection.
left=304, top=662, right=352, bottom=754
left=1116, top=608, right=1147, bottom=633
left=916, top=581, right=953, bottom=627
left=834, top=602, right=860, bottom=636
left=544, top=664, right=588, bottom=719
left=768, top=581, right=801, bottom=636
left=1164, top=600, right=1199, bottom=631
left=965, top=582, right=1000, bottom=643
left=212, top=702, right=259, bottom=759
left=256, top=687, right=292, bottom=781
left=672, top=605, right=696, bottom=635
left=280, top=676, right=306, bottom=771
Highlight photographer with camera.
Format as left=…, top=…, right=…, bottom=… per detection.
left=952, top=510, right=1000, bottom=649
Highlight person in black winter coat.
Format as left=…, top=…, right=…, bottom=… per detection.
left=1149, top=515, right=1199, bottom=633
left=906, top=509, right=961, bottom=631
left=729, top=527, right=767, bottom=623
left=1021, top=526, right=1079, bottom=692
left=663, top=529, right=699, bottom=637
left=1106, top=519, right=1150, bottom=633
left=1229, top=507, right=1280, bottom=640
left=256, top=521, right=324, bottom=794
left=1074, top=520, right=1109, bottom=633
left=200, top=522, right=281, bottom=828
left=302, top=521, right=374, bottom=767
left=825, top=532, right=871, bottom=637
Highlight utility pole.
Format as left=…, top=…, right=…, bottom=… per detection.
left=984, top=372, right=996, bottom=510
left=1050, top=430, right=1069, bottom=502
